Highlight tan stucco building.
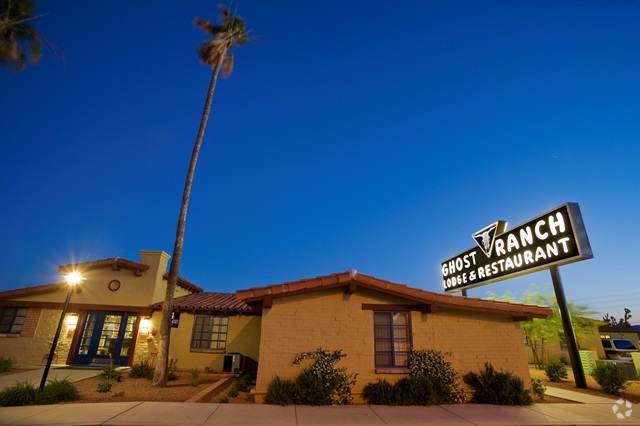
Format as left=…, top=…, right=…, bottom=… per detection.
left=0, top=250, right=552, bottom=403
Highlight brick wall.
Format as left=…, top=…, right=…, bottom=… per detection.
left=253, top=287, right=531, bottom=403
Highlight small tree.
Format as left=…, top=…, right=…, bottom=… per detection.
left=488, top=285, right=601, bottom=369
left=603, top=308, right=632, bottom=328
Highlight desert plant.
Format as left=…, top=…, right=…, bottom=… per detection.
left=189, top=368, right=200, bottom=387
left=218, top=396, right=229, bottom=403
left=591, top=363, right=628, bottom=395
left=463, top=363, right=533, bottom=406
left=0, top=381, right=38, bottom=407
left=36, top=378, right=81, bottom=405
left=294, top=369, right=332, bottom=406
left=97, top=379, right=113, bottom=393
left=113, top=391, right=124, bottom=397
left=227, top=386, right=239, bottom=397
left=361, top=379, right=395, bottom=405
left=408, top=349, right=466, bottom=403
left=530, top=377, right=546, bottom=399
left=130, top=358, right=154, bottom=379
left=292, top=348, right=358, bottom=405
left=99, top=364, right=121, bottom=381
left=264, top=376, right=298, bottom=406
left=0, top=356, right=14, bottom=373
left=544, top=359, right=568, bottom=382
left=167, top=364, right=179, bottom=381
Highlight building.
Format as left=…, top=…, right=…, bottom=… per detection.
left=0, top=250, right=552, bottom=403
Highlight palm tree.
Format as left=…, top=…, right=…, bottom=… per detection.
left=152, top=4, right=248, bottom=387
left=0, top=0, right=44, bottom=70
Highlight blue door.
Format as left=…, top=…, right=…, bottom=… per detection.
left=73, top=312, right=138, bottom=366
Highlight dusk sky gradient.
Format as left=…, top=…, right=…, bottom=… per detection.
left=2, top=0, right=638, bottom=324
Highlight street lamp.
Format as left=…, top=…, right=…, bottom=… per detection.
left=39, top=271, right=83, bottom=390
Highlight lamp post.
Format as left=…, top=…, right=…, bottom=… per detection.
left=39, top=272, right=82, bottom=390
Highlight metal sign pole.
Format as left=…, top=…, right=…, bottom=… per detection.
left=549, top=265, right=586, bottom=388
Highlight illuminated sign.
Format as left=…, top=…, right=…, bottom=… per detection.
left=442, top=203, right=593, bottom=293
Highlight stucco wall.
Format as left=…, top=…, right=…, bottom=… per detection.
left=135, top=311, right=261, bottom=372
left=253, top=287, right=531, bottom=403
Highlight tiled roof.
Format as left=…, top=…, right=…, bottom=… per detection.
left=59, top=257, right=149, bottom=276
left=236, top=270, right=552, bottom=319
left=150, top=292, right=253, bottom=314
left=0, top=282, right=67, bottom=300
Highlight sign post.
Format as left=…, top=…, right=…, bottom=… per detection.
left=441, top=203, right=593, bottom=388
left=550, top=266, right=587, bottom=388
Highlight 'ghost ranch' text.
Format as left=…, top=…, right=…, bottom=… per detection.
left=442, top=211, right=577, bottom=291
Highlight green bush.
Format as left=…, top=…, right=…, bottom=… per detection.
left=530, top=377, right=546, bottom=399
left=463, top=363, right=533, bottom=406
left=362, top=379, right=395, bottom=405
left=408, top=350, right=466, bottom=404
left=97, top=379, right=113, bottom=393
left=218, top=396, right=229, bottom=403
left=264, top=376, right=298, bottom=406
left=294, top=369, right=332, bottom=406
left=292, top=348, right=358, bottom=405
left=99, top=364, right=121, bottom=381
left=0, top=356, right=14, bottom=373
left=37, top=379, right=81, bottom=405
left=544, top=360, right=568, bottom=382
left=591, top=363, right=628, bottom=395
left=0, top=381, right=38, bottom=407
left=361, top=376, right=460, bottom=406
left=130, top=358, right=154, bottom=379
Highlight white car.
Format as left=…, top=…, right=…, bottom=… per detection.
left=601, top=338, right=639, bottom=362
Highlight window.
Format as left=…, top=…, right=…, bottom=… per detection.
left=0, top=307, right=28, bottom=334
left=190, top=315, right=229, bottom=350
left=374, top=311, right=411, bottom=367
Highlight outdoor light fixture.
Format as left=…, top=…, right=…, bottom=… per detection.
left=140, top=318, right=151, bottom=335
left=67, top=314, right=78, bottom=330
left=40, top=271, right=83, bottom=390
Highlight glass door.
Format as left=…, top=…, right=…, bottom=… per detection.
left=73, top=312, right=138, bottom=366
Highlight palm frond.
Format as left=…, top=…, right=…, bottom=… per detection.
left=222, top=53, right=233, bottom=77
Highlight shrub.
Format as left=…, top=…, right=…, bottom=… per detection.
left=97, top=379, right=113, bottom=393
left=264, top=376, right=298, bottom=406
left=0, top=381, right=38, bottom=407
left=408, top=350, right=466, bottom=403
left=361, top=376, right=461, bottom=406
left=544, top=359, right=568, bottom=382
left=37, top=378, right=82, bottom=405
left=189, top=368, right=200, bottom=387
left=463, top=363, right=533, bottom=406
left=292, top=348, right=358, bottom=405
left=362, top=379, right=395, bottom=405
left=530, top=377, right=546, bottom=399
left=130, top=358, right=154, bottom=379
left=0, top=356, right=14, bottom=373
left=113, top=391, right=124, bottom=397
left=218, top=396, right=229, bottom=403
left=294, top=369, right=332, bottom=406
left=99, top=364, right=121, bottom=381
left=591, top=363, right=628, bottom=395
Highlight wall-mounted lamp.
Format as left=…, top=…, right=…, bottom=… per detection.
left=140, top=318, right=151, bottom=335
left=67, top=314, right=78, bottom=331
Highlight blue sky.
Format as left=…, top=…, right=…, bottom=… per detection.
left=1, top=0, right=638, bottom=324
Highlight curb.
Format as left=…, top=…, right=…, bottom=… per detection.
left=185, top=376, right=235, bottom=403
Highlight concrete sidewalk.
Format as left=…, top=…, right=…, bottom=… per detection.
left=1, top=366, right=639, bottom=425
left=1, top=401, right=640, bottom=425
left=0, top=365, right=99, bottom=391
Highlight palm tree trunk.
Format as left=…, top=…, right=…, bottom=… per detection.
left=152, top=61, right=223, bottom=387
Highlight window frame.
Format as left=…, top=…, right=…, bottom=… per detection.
left=189, top=315, right=229, bottom=352
left=373, top=311, right=412, bottom=368
left=0, top=307, right=29, bottom=334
